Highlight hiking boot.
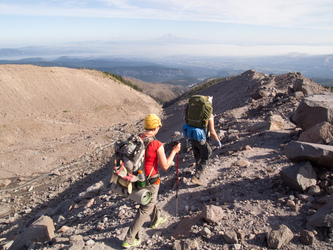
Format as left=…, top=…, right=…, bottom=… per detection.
left=122, top=238, right=141, bottom=248
left=191, top=176, right=202, bottom=185
left=151, top=215, right=167, bottom=228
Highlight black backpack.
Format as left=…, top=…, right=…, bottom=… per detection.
left=111, top=134, right=154, bottom=194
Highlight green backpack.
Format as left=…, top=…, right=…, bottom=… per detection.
left=185, top=95, right=213, bottom=128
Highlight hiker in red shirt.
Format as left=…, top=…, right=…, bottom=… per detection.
left=123, top=114, right=181, bottom=248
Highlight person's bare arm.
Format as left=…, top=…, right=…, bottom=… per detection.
left=209, top=116, right=219, bottom=143
left=157, top=143, right=181, bottom=171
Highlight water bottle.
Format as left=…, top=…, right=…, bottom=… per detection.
left=137, top=170, right=146, bottom=188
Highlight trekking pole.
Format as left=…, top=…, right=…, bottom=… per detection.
left=176, top=152, right=179, bottom=217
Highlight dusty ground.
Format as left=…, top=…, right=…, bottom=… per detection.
left=0, top=67, right=332, bottom=249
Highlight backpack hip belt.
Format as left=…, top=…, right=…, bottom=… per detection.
left=147, top=174, right=160, bottom=186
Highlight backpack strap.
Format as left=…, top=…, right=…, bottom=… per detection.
left=147, top=162, right=156, bottom=179
left=143, top=136, right=155, bottom=157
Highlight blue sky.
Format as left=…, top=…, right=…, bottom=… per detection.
left=1, top=0, right=333, bottom=56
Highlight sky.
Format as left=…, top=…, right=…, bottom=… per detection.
left=1, top=0, right=333, bottom=57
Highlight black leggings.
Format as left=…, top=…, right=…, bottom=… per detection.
left=191, top=140, right=212, bottom=179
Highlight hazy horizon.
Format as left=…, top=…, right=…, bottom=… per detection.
left=1, top=35, right=333, bottom=59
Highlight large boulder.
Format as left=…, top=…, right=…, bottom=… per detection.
left=280, top=161, right=317, bottom=191
left=298, top=121, right=333, bottom=144
left=251, top=88, right=270, bottom=100
left=307, top=194, right=333, bottom=229
left=290, top=91, right=305, bottom=100
left=202, top=205, right=225, bottom=223
left=284, top=141, right=333, bottom=168
left=291, top=93, right=333, bottom=131
left=223, top=229, right=239, bottom=244
left=9, top=216, right=55, bottom=249
left=293, top=78, right=326, bottom=96
left=250, top=115, right=284, bottom=133
left=300, top=230, right=315, bottom=245
left=267, top=224, right=294, bottom=249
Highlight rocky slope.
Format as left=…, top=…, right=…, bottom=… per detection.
left=0, top=65, right=162, bottom=181
left=124, top=76, right=188, bottom=104
left=0, top=68, right=332, bottom=249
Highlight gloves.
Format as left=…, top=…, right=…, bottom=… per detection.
left=218, top=141, right=222, bottom=149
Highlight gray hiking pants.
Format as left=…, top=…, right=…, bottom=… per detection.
left=124, top=183, right=160, bottom=244
left=191, top=140, right=212, bottom=179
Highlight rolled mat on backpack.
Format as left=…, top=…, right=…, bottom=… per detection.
left=110, top=183, right=153, bottom=205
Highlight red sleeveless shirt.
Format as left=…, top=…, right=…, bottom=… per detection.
left=139, top=134, right=163, bottom=177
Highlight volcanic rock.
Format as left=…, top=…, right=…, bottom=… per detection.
left=284, top=141, right=333, bottom=168
left=291, top=93, right=333, bottom=131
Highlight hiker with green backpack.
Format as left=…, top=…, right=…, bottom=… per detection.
left=182, top=95, right=221, bottom=186
left=122, top=114, right=181, bottom=248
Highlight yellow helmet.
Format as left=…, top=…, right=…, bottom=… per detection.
left=144, top=114, right=162, bottom=130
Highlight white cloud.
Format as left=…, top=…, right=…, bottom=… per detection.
left=96, top=0, right=333, bottom=28
left=1, top=0, right=332, bottom=29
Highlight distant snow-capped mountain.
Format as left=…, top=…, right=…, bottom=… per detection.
left=146, top=33, right=204, bottom=45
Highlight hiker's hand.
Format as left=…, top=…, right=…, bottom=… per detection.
left=173, top=143, right=181, bottom=153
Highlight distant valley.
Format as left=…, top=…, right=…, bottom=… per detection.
left=0, top=46, right=332, bottom=87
